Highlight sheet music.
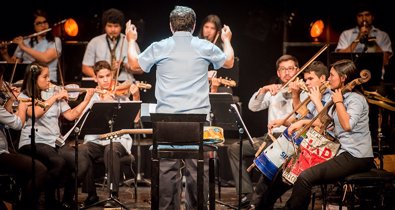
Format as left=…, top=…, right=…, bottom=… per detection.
left=230, top=104, right=255, bottom=145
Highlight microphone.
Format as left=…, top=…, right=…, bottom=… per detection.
left=30, top=65, right=39, bottom=74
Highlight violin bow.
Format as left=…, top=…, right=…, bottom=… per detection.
left=277, top=43, right=329, bottom=95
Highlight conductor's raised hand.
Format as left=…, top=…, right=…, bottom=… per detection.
left=125, top=20, right=138, bottom=42
left=221, top=24, right=232, bottom=42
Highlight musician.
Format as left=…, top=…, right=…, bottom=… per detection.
left=257, top=59, right=374, bottom=210
left=126, top=6, right=234, bottom=209
left=0, top=66, right=47, bottom=210
left=268, top=61, right=331, bottom=129
left=74, top=60, right=140, bottom=208
left=0, top=9, right=62, bottom=84
left=198, top=14, right=224, bottom=50
left=199, top=15, right=239, bottom=105
left=227, top=54, right=299, bottom=207
left=17, top=62, right=94, bottom=209
left=335, top=4, right=392, bottom=79
left=82, top=8, right=141, bottom=82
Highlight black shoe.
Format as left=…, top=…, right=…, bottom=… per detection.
left=83, top=194, right=99, bottom=206
left=240, top=195, right=251, bottom=208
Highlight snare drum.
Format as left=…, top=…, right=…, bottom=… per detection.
left=254, top=128, right=302, bottom=180
left=203, top=126, right=225, bottom=144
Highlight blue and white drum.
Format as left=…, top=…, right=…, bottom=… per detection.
left=253, top=128, right=303, bottom=180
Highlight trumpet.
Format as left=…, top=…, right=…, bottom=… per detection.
left=0, top=28, right=52, bottom=46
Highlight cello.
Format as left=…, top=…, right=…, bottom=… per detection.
left=282, top=69, right=371, bottom=185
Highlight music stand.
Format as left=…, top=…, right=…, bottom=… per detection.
left=209, top=93, right=238, bottom=131
left=210, top=93, right=255, bottom=209
left=330, top=52, right=383, bottom=88
left=80, top=100, right=141, bottom=210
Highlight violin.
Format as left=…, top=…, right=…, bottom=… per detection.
left=209, top=77, right=237, bottom=88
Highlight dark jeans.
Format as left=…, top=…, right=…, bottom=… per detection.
left=0, top=152, right=47, bottom=210
left=257, top=152, right=374, bottom=210
left=19, top=143, right=68, bottom=204
left=83, top=142, right=128, bottom=194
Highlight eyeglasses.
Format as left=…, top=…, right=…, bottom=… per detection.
left=278, top=66, right=298, bottom=72
left=35, top=20, right=48, bottom=26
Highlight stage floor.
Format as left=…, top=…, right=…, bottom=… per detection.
left=36, top=182, right=328, bottom=210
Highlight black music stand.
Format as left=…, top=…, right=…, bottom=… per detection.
left=79, top=100, right=141, bottom=210
left=330, top=52, right=383, bottom=88
left=209, top=93, right=255, bottom=209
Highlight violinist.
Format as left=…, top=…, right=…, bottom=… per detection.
left=268, top=61, right=331, bottom=130
left=257, top=59, right=374, bottom=210
left=255, top=61, right=330, bottom=208
left=0, top=9, right=61, bottom=84
left=73, top=60, right=140, bottom=208
left=227, top=54, right=299, bottom=207
left=0, top=65, right=47, bottom=210
left=17, top=61, right=94, bottom=209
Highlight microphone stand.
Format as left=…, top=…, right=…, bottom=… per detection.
left=30, top=66, right=38, bottom=205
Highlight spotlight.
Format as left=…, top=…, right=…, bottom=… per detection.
left=310, top=19, right=324, bottom=42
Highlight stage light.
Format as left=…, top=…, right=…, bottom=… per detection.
left=52, top=18, right=79, bottom=38
left=64, top=18, right=78, bottom=37
left=310, top=19, right=324, bottom=42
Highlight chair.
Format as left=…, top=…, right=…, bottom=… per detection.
left=150, top=113, right=217, bottom=210
left=338, top=168, right=395, bottom=210
left=317, top=168, right=395, bottom=210
left=0, top=173, right=21, bottom=210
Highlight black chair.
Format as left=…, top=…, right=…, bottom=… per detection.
left=338, top=168, right=395, bottom=210
left=150, top=113, right=217, bottom=210
left=317, top=168, right=395, bottom=210
left=0, top=173, right=21, bottom=210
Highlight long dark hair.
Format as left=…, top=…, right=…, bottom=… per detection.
left=21, top=61, right=47, bottom=100
left=30, top=9, right=55, bottom=47
left=331, top=59, right=357, bottom=85
left=198, top=14, right=223, bottom=49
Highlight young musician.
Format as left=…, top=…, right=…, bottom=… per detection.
left=0, top=66, right=47, bottom=210
left=77, top=60, right=140, bottom=208
left=257, top=59, right=374, bottom=210
left=227, top=54, right=299, bottom=207
left=268, top=61, right=331, bottom=130
left=0, top=9, right=62, bottom=84
left=17, top=61, right=94, bottom=209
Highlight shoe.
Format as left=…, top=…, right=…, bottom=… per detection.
left=240, top=195, right=251, bottom=208
left=83, top=194, right=99, bottom=206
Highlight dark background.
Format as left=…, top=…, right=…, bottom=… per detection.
left=1, top=0, right=394, bottom=147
